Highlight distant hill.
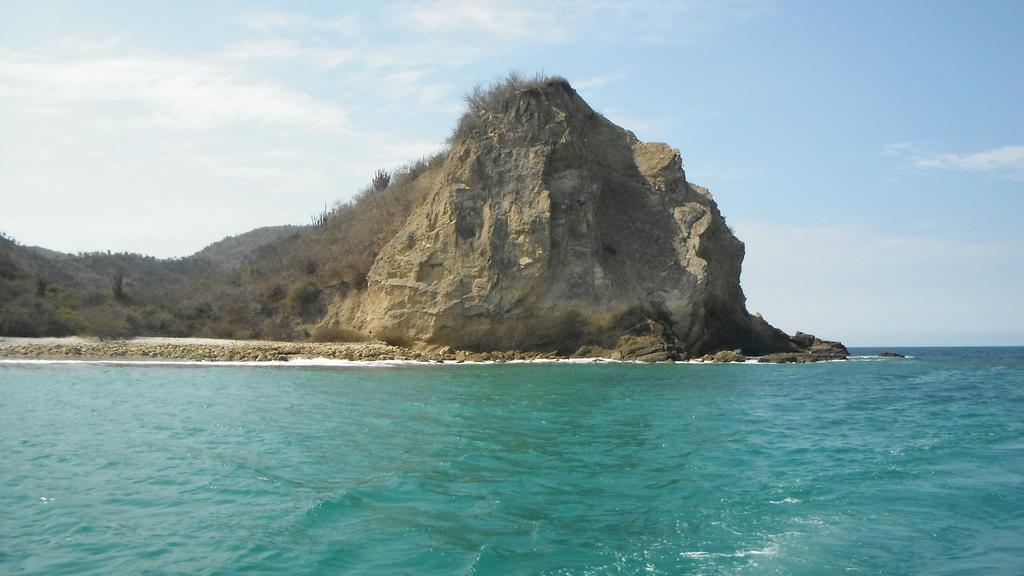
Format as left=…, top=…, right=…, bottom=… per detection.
left=190, top=225, right=302, bottom=270
left=0, top=234, right=214, bottom=337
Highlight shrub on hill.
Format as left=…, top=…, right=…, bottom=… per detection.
left=75, top=304, right=134, bottom=340
left=284, top=279, right=320, bottom=316
left=0, top=293, right=73, bottom=337
left=451, top=71, right=568, bottom=143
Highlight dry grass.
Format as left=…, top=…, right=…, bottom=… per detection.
left=451, top=71, right=569, bottom=143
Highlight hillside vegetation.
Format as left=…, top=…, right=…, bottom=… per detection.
left=0, top=73, right=563, bottom=341
left=0, top=150, right=448, bottom=340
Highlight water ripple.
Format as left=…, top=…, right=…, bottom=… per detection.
left=1, top=349, right=1022, bottom=574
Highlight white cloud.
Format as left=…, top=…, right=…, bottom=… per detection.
left=912, top=145, right=1024, bottom=174
left=572, top=0, right=771, bottom=43
left=0, top=44, right=349, bottom=131
left=572, top=73, right=624, bottom=91
left=234, top=1, right=772, bottom=120
left=388, top=0, right=770, bottom=47
left=398, top=0, right=568, bottom=42
left=240, top=10, right=358, bottom=36
left=882, top=142, right=914, bottom=156
left=219, top=39, right=305, bottom=60
left=1, top=1, right=772, bottom=138
left=240, top=10, right=314, bottom=31
left=312, top=0, right=773, bottom=118
left=218, top=39, right=354, bottom=68
left=160, top=144, right=327, bottom=186
left=49, top=34, right=130, bottom=55
left=885, top=143, right=1024, bottom=177
left=369, top=69, right=453, bottom=107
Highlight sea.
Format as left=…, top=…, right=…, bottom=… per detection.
left=1, top=347, right=1022, bottom=575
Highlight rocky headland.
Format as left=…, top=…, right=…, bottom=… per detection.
left=312, top=76, right=845, bottom=361
left=0, top=74, right=845, bottom=362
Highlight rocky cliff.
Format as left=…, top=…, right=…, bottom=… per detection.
left=319, top=78, right=839, bottom=360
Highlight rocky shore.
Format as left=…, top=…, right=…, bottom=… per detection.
left=0, top=337, right=611, bottom=363
left=0, top=338, right=519, bottom=363
left=0, top=334, right=848, bottom=364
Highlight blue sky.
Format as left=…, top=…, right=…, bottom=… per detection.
left=1, top=0, right=1021, bottom=345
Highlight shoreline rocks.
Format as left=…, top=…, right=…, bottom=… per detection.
left=0, top=339, right=589, bottom=363
left=0, top=335, right=849, bottom=364
left=755, top=332, right=849, bottom=363
left=694, top=350, right=747, bottom=363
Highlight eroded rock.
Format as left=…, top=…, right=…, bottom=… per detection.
left=318, top=80, right=829, bottom=358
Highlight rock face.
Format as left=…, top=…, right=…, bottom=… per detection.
left=322, top=79, right=836, bottom=359
left=757, top=332, right=850, bottom=363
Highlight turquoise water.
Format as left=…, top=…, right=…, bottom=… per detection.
left=1, top=349, right=1022, bottom=575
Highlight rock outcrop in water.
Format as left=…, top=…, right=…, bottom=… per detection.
left=319, top=77, right=842, bottom=360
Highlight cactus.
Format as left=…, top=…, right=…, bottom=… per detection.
left=372, top=169, right=391, bottom=192
left=110, top=270, right=124, bottom=300
left=310, top=203, right=330, bottom=227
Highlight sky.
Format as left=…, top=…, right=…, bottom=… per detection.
left=1, top=0, right=1022, bottom=345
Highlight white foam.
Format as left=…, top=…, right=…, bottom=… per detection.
left=847, top=355, right=915, bottom=361
left=679, top=357, right=847, bottom=365
left=0, top=356, right=622, bottom=368
left=680, top=544, right=779, bottom=559
left=0, top=355, right=859, bottom=367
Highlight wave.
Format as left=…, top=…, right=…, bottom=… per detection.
left=848, top=355, right=915, bottom=361
left=679, top=544, right=779, bottom=559
left=1, top=355, right=883, bottom=368
left=0, top=357, right=623, bottom=368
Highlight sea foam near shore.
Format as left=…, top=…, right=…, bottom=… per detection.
left=0, top=356, right=620, bottom=367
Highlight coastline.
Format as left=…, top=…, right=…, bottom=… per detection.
left=0, top=336, right=856, bottom=365
left=0, top=337, right=581, bottom=364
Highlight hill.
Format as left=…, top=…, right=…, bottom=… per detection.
left=0, top=73, right=844, bottom=359
left=191, top=225, right=302, bottom=270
